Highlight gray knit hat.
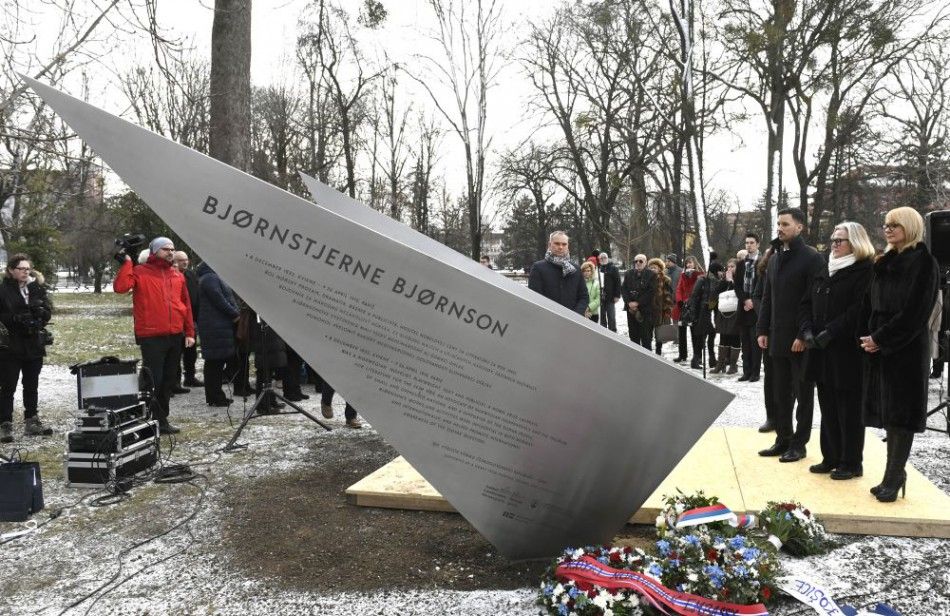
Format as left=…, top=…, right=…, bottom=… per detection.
left=149, top=236, right=173, bottom=254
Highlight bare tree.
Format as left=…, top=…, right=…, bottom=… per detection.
left=407, top=0, right=504, bottom=259
left=878, top=41, right=950, bottom=209
left=373, top=64, right=412, bottom=221
left=409, top=113, right=442, bottom=235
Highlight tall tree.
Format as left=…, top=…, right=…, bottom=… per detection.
left=409, top=0, right=504, bottom=259
left=210, top=0, right=252, bottom=171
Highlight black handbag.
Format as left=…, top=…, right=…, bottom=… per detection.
left=41, top=328, right=54, bottom=346
left=0, top=461, right=45, bottom=522
left=0, top=321, right=9, bottom=350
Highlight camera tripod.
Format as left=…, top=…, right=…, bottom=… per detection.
left=224, top=319, right=331, bottom=452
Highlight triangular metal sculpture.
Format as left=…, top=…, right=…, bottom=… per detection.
left=25, top=76, right=733, bottom=559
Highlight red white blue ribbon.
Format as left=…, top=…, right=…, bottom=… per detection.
left=675, top=504, right=758, bottom=531
left=557, top=556, right=770, bottom=616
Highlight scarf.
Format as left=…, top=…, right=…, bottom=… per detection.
left=828, top=253, right=856, bottom=277
left=545, top=251, right=577, bottom=277
left=743, top=253, right=758, bottom=294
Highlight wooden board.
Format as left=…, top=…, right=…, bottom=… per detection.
left=346, top=427, right=950, bottom=539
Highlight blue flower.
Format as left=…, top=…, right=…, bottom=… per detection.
left=729, top=536, right=746, bottom=550
left=649, top=563, right=663, bottom=577
left=669, top=559, right=681, bottom=568
left=543, top=584, right=554, bottom=597
left=784, top=512, right=792, bottom=521
left=656, top=540, right=671, bottom=556
left=704, top=564, right=725, bottom=589
left=734, top=565, right=749, bottom=578
left=684, top=535, right=701, bottom=548
left=558, top=604, right=569, bottom=616
left=677, top=583, right=686, bottom=592
left=743, top=547, right=760, bottom=562
left=598, top=556, right=609, bottom=565
left=568, top=586, right=578, bottom=599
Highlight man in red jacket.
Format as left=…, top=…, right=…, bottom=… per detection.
left=114, top=236, right=195, bottom=434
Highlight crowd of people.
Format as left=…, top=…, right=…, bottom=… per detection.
left=0, top=208, right=945, bottom=507
left=529, top=207, right=943, bottom=504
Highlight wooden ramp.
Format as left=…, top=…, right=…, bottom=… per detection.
left=346, top=427, right=950, bottom=539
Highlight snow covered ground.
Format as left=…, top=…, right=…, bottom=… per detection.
left=1, top=310, right=948, bottom=615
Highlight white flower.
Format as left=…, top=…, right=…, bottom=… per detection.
left=675, top=502, right=686, bottom=514
left=687, top=572, right=699, bottom=582
left=604, top=610, right=614, bottom=616
left=593, top=590, right=613, bottom=609
left=572, top=548, right=585, bottom=559
left=553, top=583, right=564, bottom=597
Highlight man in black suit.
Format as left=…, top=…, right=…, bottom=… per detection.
left=735, top=233, right=762, bottom=384
left=757, top=209, right=824, bottom=462
left=597, top=252, right=622, bottom=331
left=528, top=231, right=588, bottom=315
left=622, top=253, right=657, bottom=349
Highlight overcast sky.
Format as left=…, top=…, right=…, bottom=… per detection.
left=35, top=0, right=782, bottom=218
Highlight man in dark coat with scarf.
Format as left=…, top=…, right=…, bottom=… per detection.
left=173, top=251, right=203, bottom=391
left=735, top=233, right=762, bottom=382
left=622, top=254, right=657, bottom=349
left=756, top=208, right=824, bottom=462
left=528, top=231, right=588, bottom=315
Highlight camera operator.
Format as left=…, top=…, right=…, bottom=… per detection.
left=113, top=237, right=195, bottom=434
left=0, top=254, right=54, bottom=443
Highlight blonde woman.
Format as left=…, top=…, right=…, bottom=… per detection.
left=801, top=222, right=875, bottom=480
left=581, top=261, right=601, bottom=323
left=859, top=207, right=939, bottom=502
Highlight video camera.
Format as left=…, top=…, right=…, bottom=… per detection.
left=115, top=233, right=146, bottom=254
left=113, top=233, right=146, bottom=264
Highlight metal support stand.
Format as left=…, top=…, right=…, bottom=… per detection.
left=224, top=319, right=331, bottom=452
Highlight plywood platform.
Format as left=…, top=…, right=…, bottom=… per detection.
left=346, top=428, right=950, bottom=539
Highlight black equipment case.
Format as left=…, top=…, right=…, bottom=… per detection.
left=65, top=437, right=159, bottom=488
left=65, top=357, right=158, bottom=489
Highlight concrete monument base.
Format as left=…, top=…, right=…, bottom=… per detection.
left=347, top=427, right=950, bottom=539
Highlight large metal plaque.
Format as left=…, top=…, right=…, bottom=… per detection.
left=26, top=77, right=733, bottom=559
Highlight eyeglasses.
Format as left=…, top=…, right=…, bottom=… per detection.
left=12, top=266, right=30, bottom=271
left=829, top=238, right=850, bottom=246
left=882, top=223, right=902, bottom=231
left=635, top=259, right=645, bottom=263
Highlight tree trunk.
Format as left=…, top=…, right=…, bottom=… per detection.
left=210, top=0, right=252, bottom=170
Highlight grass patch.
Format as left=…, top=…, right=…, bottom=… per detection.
left=46, top=291, right=138, bottom=366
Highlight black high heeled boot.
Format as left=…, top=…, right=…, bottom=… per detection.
left=876, top=431, right=913, bottom=503
left=870, top=435, right=894, bottom=496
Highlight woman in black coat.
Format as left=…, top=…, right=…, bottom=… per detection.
left=686, top=261, right=723, bottom=370
left=0, top=254, right=54, bottom=442
left=197, top=262, right=240, bottom=406
left=801, top=222, right=874, bottom=480
left=859, top=207, right=940, bottom=502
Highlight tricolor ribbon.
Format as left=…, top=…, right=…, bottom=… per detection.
left=556, top=556, right=769, bottom=616
left=676, top=504, right=758, bottom=531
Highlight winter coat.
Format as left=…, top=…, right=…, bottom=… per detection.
left=599, top=262, right=622, bottom=303
left=714, top=279, right=742, bottom=337
left=859, top=243, right=939, bottom=433
left=800, top=258, right=872, bottom=389
left=585, top=276, right=601, bottom=316
left=687, top=275, right=717, bottom=333
left=621, top=267, right=657, bottom=319
left=528, top=259, right=589, bottom=315
left=666, top=265, right=683, bottom=296
left=756, top=236, right=825, bottom=357
left=114, top=256, right=195, bottom=340
left=652, top=277, right=674, bottom=326
left=673, top=269, right=701, bottom=322
left=734, top=253, right=761, bottom=326
left=197, top=262, right=240, bottom=361
left=0, top=275, right=52, bottom=360
left=184, top=269, right=200, bottom=323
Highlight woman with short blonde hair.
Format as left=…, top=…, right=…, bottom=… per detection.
left=882, top=206, right=925, bottom=252
left=859, top=207, right=939, bottom=502
left=580, top=261, right=600, bottom=323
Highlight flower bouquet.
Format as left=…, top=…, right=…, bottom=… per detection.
left=538, top=546, right=649, bottom=616
left=758, top=501, right=829, bottom=557
left=655, top=490, right=740, bottom=539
